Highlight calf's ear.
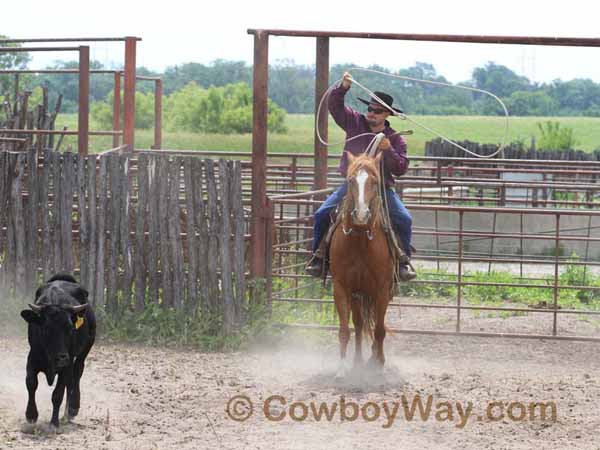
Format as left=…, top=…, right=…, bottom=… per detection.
left=21, top=310, right=43, bottom=325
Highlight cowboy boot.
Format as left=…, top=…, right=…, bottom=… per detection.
left=397, top=264, right=417, bottom=282
left=305, top=254, right=324, bottom=278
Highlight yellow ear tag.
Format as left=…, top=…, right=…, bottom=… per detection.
left=75, top=316, right=85, bottom=330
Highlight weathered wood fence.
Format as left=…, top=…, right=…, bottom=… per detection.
left=0, top=149, right=247, bottom=332
left=425, top=138, right=600, bottom=161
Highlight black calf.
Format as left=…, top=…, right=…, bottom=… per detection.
left=21, top=273, right=96, bottom=428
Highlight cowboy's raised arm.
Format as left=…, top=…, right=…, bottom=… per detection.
left=328, top=73, right=361, bottom=132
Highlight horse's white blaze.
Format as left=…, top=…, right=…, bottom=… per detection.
left=355, top=169, right=370, bottom=224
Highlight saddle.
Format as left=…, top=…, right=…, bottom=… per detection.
left=316, top=196, right=412, bottom=285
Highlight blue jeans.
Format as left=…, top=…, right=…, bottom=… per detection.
left=312, top=182, right=413, bottom=257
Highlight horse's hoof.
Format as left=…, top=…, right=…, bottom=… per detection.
left=335, top=361, right=349, bottom=380
left=335, top=368, right=347, bottom=380
left=25, top=408, right=38, bottom=424
left=21, top=422, right=36, bottom=434
left=367, top=357, right=384, bottom=374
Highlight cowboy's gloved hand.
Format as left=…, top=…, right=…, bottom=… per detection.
left=341, top=72, right=353, bottom=89
left=378, top=137, right=391, bottom=151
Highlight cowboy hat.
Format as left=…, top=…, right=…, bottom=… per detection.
left=357, top=91, right=403, bottom=114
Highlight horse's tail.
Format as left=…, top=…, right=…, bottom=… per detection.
left=355, top=293, right=376, bottom=342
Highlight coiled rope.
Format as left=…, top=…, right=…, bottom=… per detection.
left=315, top=67, right=510, bottom=159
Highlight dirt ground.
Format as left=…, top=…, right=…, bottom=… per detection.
left=2, top=307, right=600, bottom=450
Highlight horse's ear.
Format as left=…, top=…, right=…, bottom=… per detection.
left=346, top=151, right=356, bottom=166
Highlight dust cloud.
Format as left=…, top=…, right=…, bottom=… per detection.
left=2, top=306, right=600, bottom=449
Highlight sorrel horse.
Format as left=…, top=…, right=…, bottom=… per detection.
left=329, top=151, right=395, bottom=378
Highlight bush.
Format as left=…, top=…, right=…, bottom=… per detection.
left=98, top=281, right=276, bottom=351
left=164, top=82, right=287, bottom=134
left=91, top=91, right=156, bottom=130
left=536, top=121, right=579, bottom=150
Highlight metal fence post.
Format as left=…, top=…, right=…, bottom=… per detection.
left=250, top=30, right=269, bottom=280
left=153, top=79, right=162, bottom=150
left=457, top=210, right=464, bottom=332
left=553, top=214, right=561, bottom=336
left=123, top=37, right=137, bottom=152
left=265, top=197, right=274, bottom=314
left=77, top=46, right=89, bottom=155
left=113, top=71, right=121, bottom=148
left=314, top=36, right=329, bottom=193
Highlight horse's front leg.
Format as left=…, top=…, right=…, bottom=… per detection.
left=350, top=298, right=364, bottom=369
left=369, top=288, right=392, bottom=371
left=333, top=280, right=351, bottom=379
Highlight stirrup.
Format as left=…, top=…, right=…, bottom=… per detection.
left=396, top=253, right=410, bottom=265
left=305, top=255, right=324, bottom=277
left=397, top=264, right=417, bottom=282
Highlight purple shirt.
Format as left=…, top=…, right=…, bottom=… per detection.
left=328, top=84, right=409, bottom=187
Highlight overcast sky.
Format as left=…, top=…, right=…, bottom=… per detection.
left=4, top=0, right=600, bottom=85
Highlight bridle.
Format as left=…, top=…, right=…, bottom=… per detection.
left=342, top=164, right=381, bottom=241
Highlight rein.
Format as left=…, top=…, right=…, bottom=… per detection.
left=341, top=163, right=383, bottom=241
left=342, top=150, right=405, bottom=286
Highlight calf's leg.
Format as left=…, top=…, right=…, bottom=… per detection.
left=25, top=365, right=39, bottom=424
left=50, top=370, right=70, bottom=428
left=67, top=354, right=88, bottom=418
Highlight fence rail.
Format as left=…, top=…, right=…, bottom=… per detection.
left=266, top=189, right=600, bottom=341
left=143, top=148, right=600, bottom=209
left=0, top=149, right=247, bottom=331
left=425, top=138, right=600, bottom=161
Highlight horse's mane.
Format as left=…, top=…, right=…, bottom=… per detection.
left=346, top=154, right=381, bottom=181
left=342, top=154, right=383, bottom=227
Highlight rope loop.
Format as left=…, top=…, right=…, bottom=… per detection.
left=315, top=66, right=510, bottom=159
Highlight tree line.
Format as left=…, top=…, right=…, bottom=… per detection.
left=2, top=40, right=600, bottom=117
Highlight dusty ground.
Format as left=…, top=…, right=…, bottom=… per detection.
left=2, top=309, right=600, bottom=450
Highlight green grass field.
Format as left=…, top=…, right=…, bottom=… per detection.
left=55, top=113, right=600, bottom=156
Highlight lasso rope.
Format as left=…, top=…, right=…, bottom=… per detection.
left=315, top=67, right=511, bottom=159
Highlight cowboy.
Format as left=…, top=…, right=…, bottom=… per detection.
left=306, top=72, right=416, bottom=281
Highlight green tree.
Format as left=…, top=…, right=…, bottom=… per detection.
left=162, top=60, right=251, bottom=95
left=506, top=91, right=559, bottom=116
left=269, top=59, right=314, bottom=113
left=0, top=35, right=31, bottom=99
left=164, top=81, right=286, bottom=134
left=91, top=90, right=156, bottom=129
left=472, top=62, right=531, bottom=98
left=34, top=60, right=114, bottom=113
left=547, top=78, right=600, bottom=114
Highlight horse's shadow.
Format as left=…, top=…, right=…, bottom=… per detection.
left=297, top=362, right=408, bottom=395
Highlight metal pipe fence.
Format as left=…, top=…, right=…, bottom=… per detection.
left=0, top=37, right=143, bottom=153
left=138, top=150, right=600, bottom=209
left=266, top=189, right=600, bottom=342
